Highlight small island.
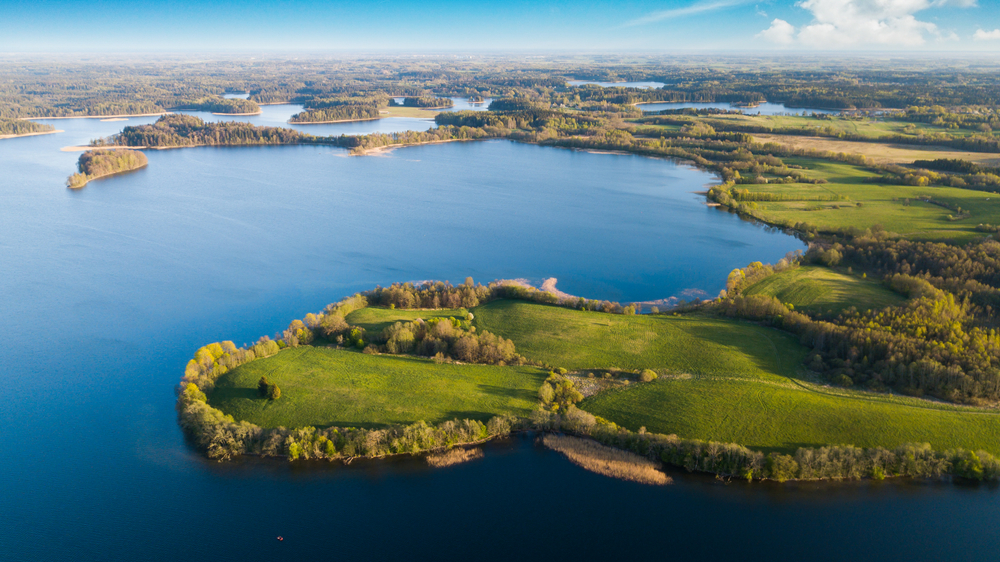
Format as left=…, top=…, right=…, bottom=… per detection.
left=178, top=96, right=261, bottom=115
left=66, top=149, right=148, bottom=188
left=289, top=105, right=382, bottom=123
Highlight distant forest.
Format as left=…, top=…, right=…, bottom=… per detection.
left=0, top=119, right=54, bottom=136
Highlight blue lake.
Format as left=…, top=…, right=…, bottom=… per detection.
left=1, top=119, right=996, bottom=562
left=638, top=101, right=841, bottom=116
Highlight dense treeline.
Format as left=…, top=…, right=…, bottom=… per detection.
left=714, top=234, right=1000, bottom=404
left=66, top=149, right=148, bottom=188
left=290, top=106, right=381, bottom=123
left=0, top=119, right=55, bottom=136
left=178, top=97, right=261, bottom=114
left=538, top=408, right=1000, bottom=482
left=100, top=115, right=310, bottom=147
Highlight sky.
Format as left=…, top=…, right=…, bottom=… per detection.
left=1, top=0, right=999, bottom=52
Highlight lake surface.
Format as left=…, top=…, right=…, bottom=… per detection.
left=638, top=101, right=841, bottom=115
left=569, top=79, right=666, bottom=89
left=1, top=120, right=996, bottom=561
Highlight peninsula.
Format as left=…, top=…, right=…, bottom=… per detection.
left=66, top=149, right=148, bottom=188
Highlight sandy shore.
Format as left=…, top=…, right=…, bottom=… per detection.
left=67, top=162, right=149, bottom=189
left=353, top=138, right=468, bottom=156
left=61, top=145, right=150, bottom=152
left=0, top=130, right=63, bottom=140
left=22, top=112, right=169, bottom=120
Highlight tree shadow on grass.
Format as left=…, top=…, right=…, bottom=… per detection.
left=475, top=383, right=537, bottom=403
left=207, top=386, right=261, bottom=403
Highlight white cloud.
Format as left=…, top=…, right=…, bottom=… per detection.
left=758, top=0, right=978, bottom=48
left=757, top=19, right=796, bottom=43
left=624, top=0, right=754, bottom=27
left=756, top=5, right=769, bottom=17
left=974, top=28, right=1000, bottom=40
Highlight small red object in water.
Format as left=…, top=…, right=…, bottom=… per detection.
left=277, top=536, right=284, bottom=542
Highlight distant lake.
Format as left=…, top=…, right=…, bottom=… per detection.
left=639, top=101, right=841, bottom=116
left=569, top=79, right=666, bottom=89
left=2, top=116, right=992, bottom=562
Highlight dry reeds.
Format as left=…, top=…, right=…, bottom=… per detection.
left=542, top=434, right=671, bottom=485
left=426, top=447, right=484, bottom=468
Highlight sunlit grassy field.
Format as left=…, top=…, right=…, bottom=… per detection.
left=208, top=346, right=546, bottom=429
left=473, top=300, right=1000, bottom=454
left=737, top=158, right=1000, bottom=242
left=472, top=300, right=806, bottom=376
left=743, top=265, right=906, bottom=315
left=581, top=376, right=1000, bottom=454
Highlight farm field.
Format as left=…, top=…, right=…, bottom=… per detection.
left=751, top=134, right=1000, bottom=166
left=734, top=158, right=1000, bottom=242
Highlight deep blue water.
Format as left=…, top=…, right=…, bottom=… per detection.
left=1, top=119, right=997, bottom=562
left=638, top=101, right=840, bottom=116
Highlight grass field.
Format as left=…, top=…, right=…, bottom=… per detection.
left=701, top=113, right=982, bottom=139
left=345, top=307, right=466, bottom=334
left=473, top=300, right=1000, bottom=455
left=735, top=157, right=1000, bottom=242
left=472, top=300, right=808, bottom=376
left=581, top=376, right=1000, bottom=455
left=208, top=346, right=546, bottom=429
left=751, top=134, right=1000, bottom=166
left=743, top=265, right=906, bottom=315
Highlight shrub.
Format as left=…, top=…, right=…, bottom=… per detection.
left=639, top=369, right=658, bottom=382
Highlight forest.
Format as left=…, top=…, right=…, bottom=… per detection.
left=177, top=97, right=261, bottom=114
left=101, top=115, right=309, bottom=147
left=289, top=106, right=381, bottom=123
left=0, top=118, right=55, bottom=136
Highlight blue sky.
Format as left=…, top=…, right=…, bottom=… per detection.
left=1, top=0, right=999, bottom=52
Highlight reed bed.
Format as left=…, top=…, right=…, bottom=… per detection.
left=542, top=434, right=671, bottom=485
left=426, top=447, right=485, bottom=468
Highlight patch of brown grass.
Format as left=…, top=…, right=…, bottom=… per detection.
left=752, top=134, right=1000, bottom=165
left=542, top=434, right=670, bottom=485
left=426, top=447, right=484, bottom=468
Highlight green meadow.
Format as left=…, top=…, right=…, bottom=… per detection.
left=743, top=265, right=906, bottom=315
left=208, top=346, right=546, bottom=429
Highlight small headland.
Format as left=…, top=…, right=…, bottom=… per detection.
left=66, top=149, right=148, bottom=189
left=0, top=117, right=59, bottom=139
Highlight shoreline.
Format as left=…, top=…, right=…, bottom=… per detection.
left=211, top=111, right=262, bottom=116
left=67, top=162, right=149, bottom=189
left=290, top=116, right=383, bottom=124
left=22, top=112, right=170, bottom=120
left=353, top=138, right=469, bottom=156
left=0, top=129, right=63, bottom=140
